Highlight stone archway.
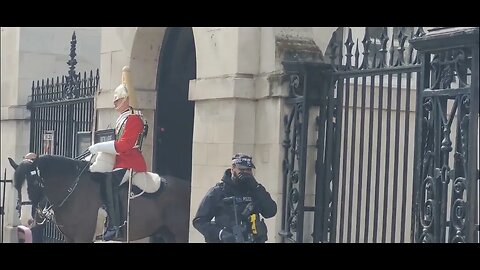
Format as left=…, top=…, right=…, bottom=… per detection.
left=153, top=27, right=196, bottom=181
left=124, top=27, right=196, bottom=182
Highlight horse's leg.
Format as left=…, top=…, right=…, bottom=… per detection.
left=58, top=220, right=97, bottom=243
left=119, top=189, right=163, bottom=241
left=56, top=201, right=101, bottom=243
left=160, top=178, right=191, bottom=243
left=80, top=213, right=102, bottom=243
left=162, top=199, right=190, bottom=243
left=71, top=222, right=97, bottom=243
left=149, top=227, right=174, bottom=243
left=168, top=223, right=189, bottom=243
left=162, top=226, right=188, bottom=243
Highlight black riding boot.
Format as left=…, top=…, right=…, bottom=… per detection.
left=103, top=173, right=121, bottom=241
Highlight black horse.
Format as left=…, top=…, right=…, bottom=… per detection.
left=8, top=155, right=191, bottom=243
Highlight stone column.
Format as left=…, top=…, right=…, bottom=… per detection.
left=98, top=27, right=159, bottom=170
left=188, top=27, right=259, bottom=242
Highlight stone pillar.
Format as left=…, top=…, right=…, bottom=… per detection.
left=188, top=27, right=258, bottom=242
left=261, top=28, right=324, bottom=243
left=0, top=29, right=25, bottom=241
left=98, top=27, right=163, bottom=171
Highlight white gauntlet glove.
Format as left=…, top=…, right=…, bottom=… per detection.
left=88, top=141, right=117, bottom=155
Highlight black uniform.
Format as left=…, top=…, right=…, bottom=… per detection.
left=192, top=168, right=277, bottom=243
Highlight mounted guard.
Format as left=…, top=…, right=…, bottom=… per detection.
left=87, top=66, right=149, bottom=241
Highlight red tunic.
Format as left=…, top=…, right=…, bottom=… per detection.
left=113, top=113, right=147, bottom=172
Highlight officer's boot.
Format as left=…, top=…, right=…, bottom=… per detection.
left=103, top=173, right=120, bottom=241
left=113, top=181, right=123, bottom=236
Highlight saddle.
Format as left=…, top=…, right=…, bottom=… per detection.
left=88, top=152, right=162, bottom=193
left=118, top=171, right=162, bottom=193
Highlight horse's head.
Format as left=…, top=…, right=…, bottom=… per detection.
left=8, top=157, right=45, bottom=227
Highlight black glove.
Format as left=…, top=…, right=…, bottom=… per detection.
left=219, top=228, right=235, bottom=243
left=238, top=173, right=259, bottom=190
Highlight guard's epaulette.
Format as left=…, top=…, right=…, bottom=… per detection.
left=130, top=108, right=143, bottom=116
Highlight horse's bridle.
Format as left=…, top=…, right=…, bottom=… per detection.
left=19, top=152, right=94, bottom=224
left=16, top=160, right=37, bottom=215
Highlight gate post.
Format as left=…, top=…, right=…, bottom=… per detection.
left=410, top=27, right=479, bottom=243
left=279, top=58, right=332, bottom=243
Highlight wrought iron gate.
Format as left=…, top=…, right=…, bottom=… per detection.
left=27, top=32, right=99, bottom=242
left=1, top=169, right=12, bottom=243
left=410, top=27, right=479, bottom=243
left=280, top=27, right=479, bottom=243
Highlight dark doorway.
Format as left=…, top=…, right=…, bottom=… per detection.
left=153, top=27, right=196, bottom=182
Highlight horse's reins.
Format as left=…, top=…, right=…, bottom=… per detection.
left=55, top=150, right=95, bottom=207
left=57, top=151, right=94, bottom=208
left=75, top=150, right=93, bottom=161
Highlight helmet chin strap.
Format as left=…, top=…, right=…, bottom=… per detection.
left=114, top=98, right=128, bottom=111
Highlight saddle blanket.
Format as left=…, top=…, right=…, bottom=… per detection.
left=87, top=152, right=162, bottom=193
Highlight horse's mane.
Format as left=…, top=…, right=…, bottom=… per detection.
left=37, top=155, right=90, bottom=179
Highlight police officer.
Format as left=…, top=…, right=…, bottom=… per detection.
left=193, top=153, right=277, bottom=243
left=88, top=66, right=147, bottom=241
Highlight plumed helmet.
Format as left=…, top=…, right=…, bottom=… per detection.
left=113, top=66, right=137, bottom=107
left=113, top=84, right=128, bottom=102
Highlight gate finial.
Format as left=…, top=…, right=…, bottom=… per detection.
left=65, top=32, right=78, bottom=98
left=67, top=32, right=77, bottom=80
